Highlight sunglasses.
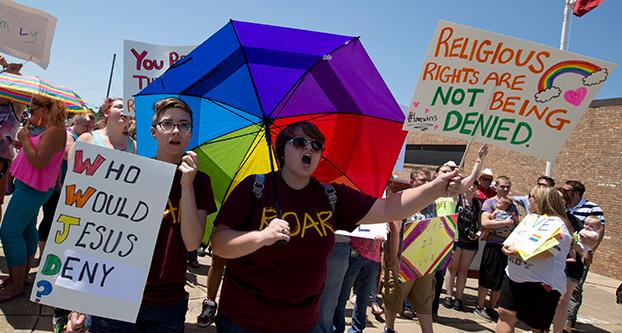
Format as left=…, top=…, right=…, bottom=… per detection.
left=157, top=120, right=192, bottom=133
left=480, top=177, right=493, bottom=182
left=287, top=136, right=324, bottom=152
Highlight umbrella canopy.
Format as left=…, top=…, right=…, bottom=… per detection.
left=0, top=72, right=88, bottom=112
left=135, top=20, right=406, bottom=214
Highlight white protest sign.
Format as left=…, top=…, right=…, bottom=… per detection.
left=123, top=39, right=195, bottom=116
left=0, top=0, right=56, bottom=69
left=336, top=223, right=387, bottom=240
left=31, top=141, right=176, bottom=323
left=403, top=21, right=616, bottom=161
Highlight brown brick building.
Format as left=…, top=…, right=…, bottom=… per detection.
left=398, top=98, right=622, bottom=280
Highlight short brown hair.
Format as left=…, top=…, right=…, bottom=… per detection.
left=275, top=121, right=325, bottom=167
left=151, top=97, right=193, bottom=126
left=496, top=175, right=512, bottom=186
left=565, top=180, right=585, bottom=197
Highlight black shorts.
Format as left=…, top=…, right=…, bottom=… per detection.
left=478, top=243, right=507, bottom=291
left=455, top=240, right=478, bottom=252
left=498, top=277, right=561, bottom=330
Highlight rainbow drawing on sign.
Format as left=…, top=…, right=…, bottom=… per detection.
left=529, top=234, right=541, bottom=242
left=538, top=60, right=601, bottom=92
left=534, top=60, right=608, bottom=103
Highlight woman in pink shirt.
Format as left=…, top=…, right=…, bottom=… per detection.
left=0, top=96, right=66, bottom=302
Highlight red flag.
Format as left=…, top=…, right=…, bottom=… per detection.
left=573, top=0, right=605, bottom=17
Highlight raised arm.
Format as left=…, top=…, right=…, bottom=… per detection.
left=460, top=144, right=487, bottom=189
left=358, top=170, right=462, bottom=225
left=178, top=151, right=208, bottom=250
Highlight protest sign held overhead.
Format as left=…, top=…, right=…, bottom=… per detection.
left=0, top=0, right=56, bottom=69
left=403, top=21, right=616, bottom=161
left=123, top=39, right=195, bottom=116
left=30, top=141, right=176, bottom=323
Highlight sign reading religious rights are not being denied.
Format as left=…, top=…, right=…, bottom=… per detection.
left=30, top=141, right=176, bottom=323
left=403, top=20, right=616, bottom=161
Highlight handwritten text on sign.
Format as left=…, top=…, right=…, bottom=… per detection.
left=123, top=39, right=195, bottom=116
left=0, top=1, right=56, bottom=69
left=30, top=142, right=175, bottom=323
left=403, top=21, right=616, bottom=161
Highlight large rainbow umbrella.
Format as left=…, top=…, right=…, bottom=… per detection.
left=0, top=72, right=88, bottom=112
left=135, top=20, right=407, bottom=236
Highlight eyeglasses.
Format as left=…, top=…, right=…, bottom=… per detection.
left=287, top=136, right=324, bottom=152
left=30, top=105, right=43, bottom=112
left=560, top=188, right=575, bottom=194
left=480, top=177, right=493, bottom=182
left=157, top=120, right=192, bottom=133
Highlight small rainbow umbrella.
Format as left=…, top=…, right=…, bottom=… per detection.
left=0, top=72, right=88, bottom=112
left=135, top=20, right=407, bottom=240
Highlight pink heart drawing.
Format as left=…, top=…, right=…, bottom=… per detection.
left=425, top=108, right=430, bottom=113
left=564, top=87, right=587, bottom=106
left=412, top=101, right=420, bottom=108
left=433, top=124, right=439, bottom=130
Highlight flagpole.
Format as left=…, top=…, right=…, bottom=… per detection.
left=105, top=53, right=116, bottom=99
left=546, top=0, right=573, bottom=177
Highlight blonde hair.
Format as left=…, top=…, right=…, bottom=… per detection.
left=529, top=185, right=568, bottom=223
left=31, top=96, right=66, bottom=127
left=69, top=109, right=94, bottom=126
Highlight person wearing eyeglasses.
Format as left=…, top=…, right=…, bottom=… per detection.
left=0, top=96, right=67, bottom=302
left=66, top=97, right=216, bottom=333
left=210, top=121, right=467, bottom=333
left=560, top=180, right=605, bottom=332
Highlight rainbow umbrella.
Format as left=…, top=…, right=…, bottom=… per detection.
left=0, top=72, right=88, bottom=112
left=135, top=20, right=407, bottom=238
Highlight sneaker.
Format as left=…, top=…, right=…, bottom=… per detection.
left=197, top=246, right=207, bottom=257
left=486, top=307, right=499, bottom=322
left=453, top=298, right=464, bottom=311
left=383, top=327, right=397, bottom=333
left=474, top=307, right=492, bottom=322
left=442, top=297, right=454, bottom=309
left=52, top=315, right=67, bottom=333
left=197, top=299, right=217, bottom=327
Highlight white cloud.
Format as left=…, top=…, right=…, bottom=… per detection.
left=534, top=87, right=562, bottom=103
left=583, top=68, right=608, bottom=86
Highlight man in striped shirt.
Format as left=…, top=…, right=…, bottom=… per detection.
left=561, top=180, right=606, bottom=330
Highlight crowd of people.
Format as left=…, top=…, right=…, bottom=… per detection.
left=0, top=56, right=611, bottom=333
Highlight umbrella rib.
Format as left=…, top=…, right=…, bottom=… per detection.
left=220, top=130, right=269, bottom=200
left=192, top=128, right=263, bottom=148
left=267, top=36, right=360, bottom=120
left=318, top=155, right=364, bottom=193
left=231, top=23, right=268, bottom=119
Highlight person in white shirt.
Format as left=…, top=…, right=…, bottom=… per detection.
left=496, top=185, right=573, bottom=333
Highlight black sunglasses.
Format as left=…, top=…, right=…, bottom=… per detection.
left=287, top=136, right=324, bottom=152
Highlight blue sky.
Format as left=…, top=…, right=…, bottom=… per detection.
left=5, top=0, right=621, bottom=107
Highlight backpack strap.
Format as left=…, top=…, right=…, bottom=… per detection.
left=253, top=174, right=337, bottom=212
left=321, top=183, right=337, bottom=213
left=253, top=174, right=265, bottom=199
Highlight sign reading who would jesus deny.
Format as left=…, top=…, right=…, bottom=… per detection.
left=403, top=21, right=616, bottom=161
left=31, top=141, right=176, bottom=323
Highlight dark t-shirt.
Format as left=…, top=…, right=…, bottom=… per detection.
left=142, top=170, right=216, bottom=306
left=215, top=172, right=376, bottom=333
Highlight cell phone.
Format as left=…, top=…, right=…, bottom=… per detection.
left=4, top=135, right=13, bottom=144
left=21, top=110, right=31, bottom=125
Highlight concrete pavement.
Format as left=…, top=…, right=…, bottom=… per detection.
left=0, top=252, right=620, bottom=332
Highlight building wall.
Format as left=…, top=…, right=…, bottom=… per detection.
left=401, top=98, right=622, bottom=280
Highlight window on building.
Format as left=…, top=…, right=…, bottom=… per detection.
left=405, top=144, right=467, bottom=166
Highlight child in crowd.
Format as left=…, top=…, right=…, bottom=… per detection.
left=488, top=196, right=517, bottom=239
